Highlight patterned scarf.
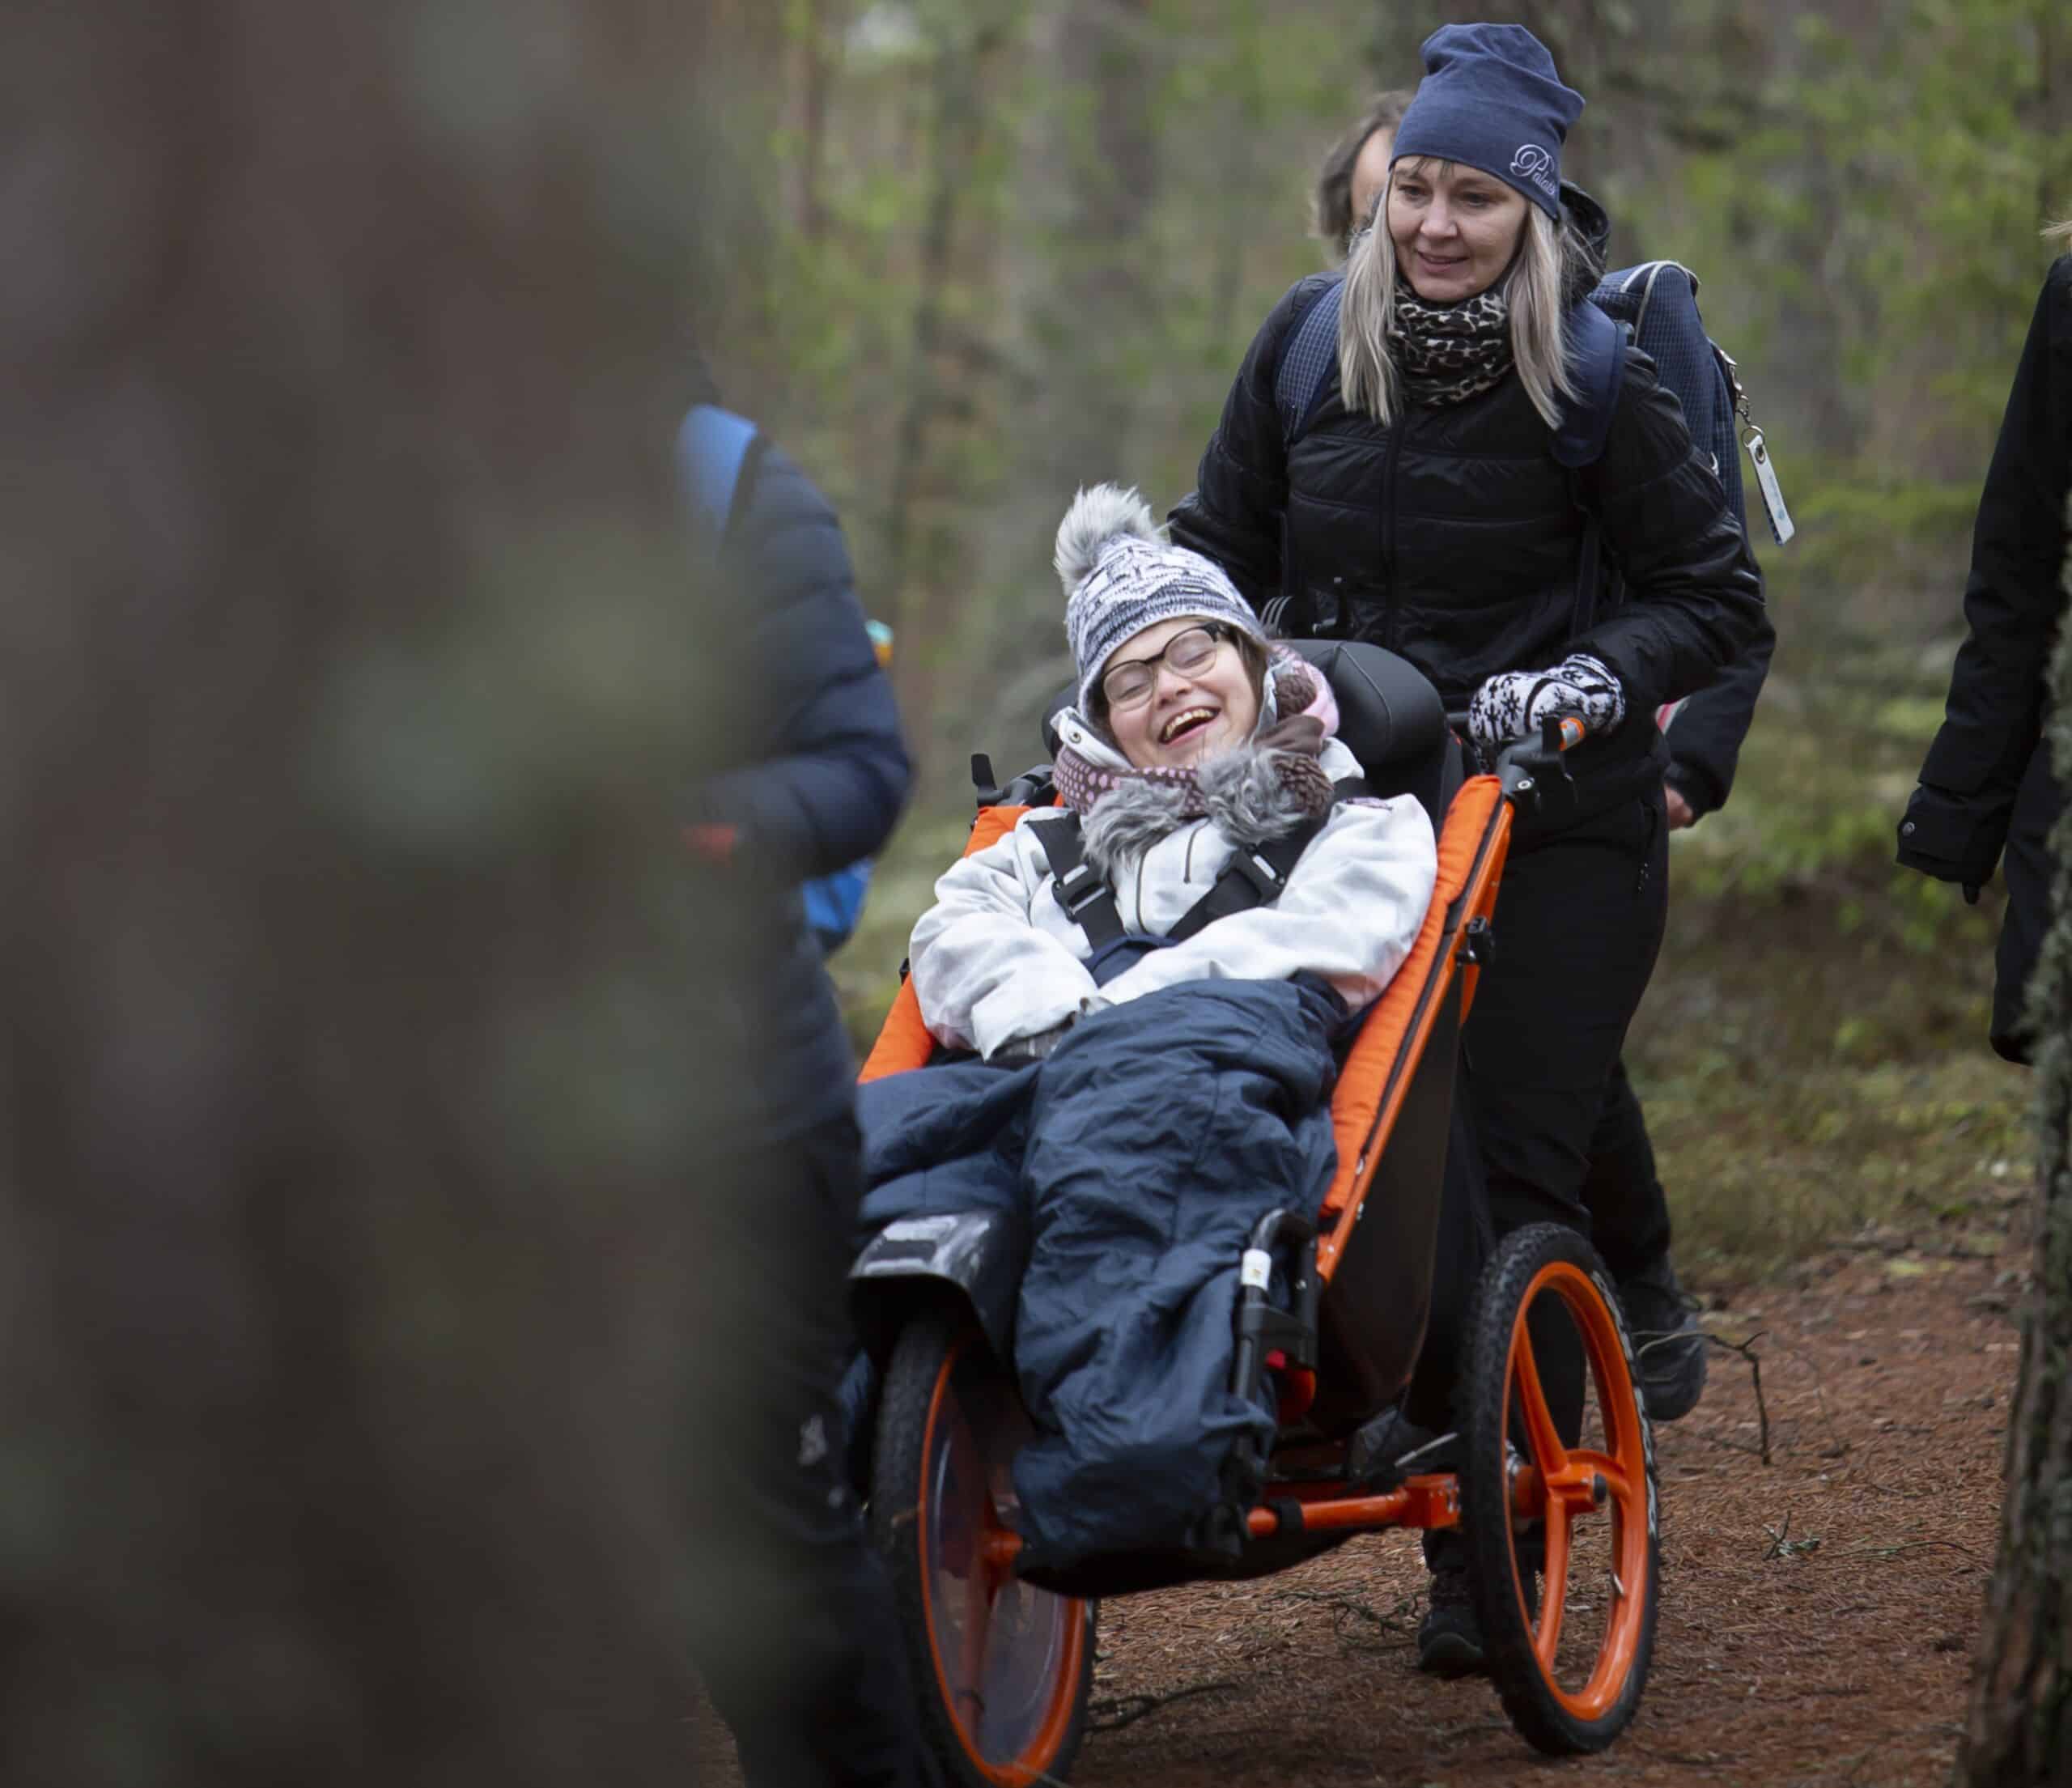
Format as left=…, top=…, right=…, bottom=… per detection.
left=1388, top=283, right=1514, bottom=407
left=1052, top=658, right=1335, bottom=822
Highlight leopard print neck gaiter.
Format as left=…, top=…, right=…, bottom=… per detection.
left=1388, top=283, right=1515, bottom=407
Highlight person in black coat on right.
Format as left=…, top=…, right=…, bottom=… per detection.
left=1899, top=232, right=2072, bottom=1064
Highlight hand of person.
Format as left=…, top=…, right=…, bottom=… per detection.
left=991, top=1020, right=1074, bottom=1066
left=1665, top=785, right=1696, bottom=830
left=1467, top=652, right=1627, bottom=750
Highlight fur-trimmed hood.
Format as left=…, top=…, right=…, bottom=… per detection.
left=1081, top=736, right=1357, bottom=881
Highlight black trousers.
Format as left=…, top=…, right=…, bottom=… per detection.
left=1577, top=1055, right=1672, bottom=1282
left=1464, top=791, right=1671, bottom=1252
left=1992, top=743, right=2065, bottom=1064
left=1424, top=791, right=1668, bottom=1557
left=1412, top=792, right=1669, bottom=1433
left=685, top=1110, right=926, bottom=1788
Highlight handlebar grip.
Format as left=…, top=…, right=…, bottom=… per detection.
left=1553, top=715, right=1587, bottom=750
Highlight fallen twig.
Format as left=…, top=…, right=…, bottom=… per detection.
left=1702, top=1329, right=1773, bottom=1465
left=1086, top=1678, right=1239, bottom=1733
left=1762, top=1510, right=1820, bottom=1560
left=1844, top=1538, right=1990, bottom=1565
left=1264, top=1586, right=1420, bottom=1639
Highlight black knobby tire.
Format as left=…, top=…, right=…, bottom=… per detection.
left=870, top=1309, right=1094, bottom=1787
left=1459, top=1223, right=1661, bottom=1756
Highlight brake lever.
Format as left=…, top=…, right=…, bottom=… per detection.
left=1496, top=715, right=1583, bottom=805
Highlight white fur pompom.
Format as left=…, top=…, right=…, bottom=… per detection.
left=1053, top=483, right=1162, bottom=597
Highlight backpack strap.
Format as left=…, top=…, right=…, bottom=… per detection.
left=1551, top=299, right=1630, bottom=639
left=1269, top=280, right=1348, bottom=638
left=1030, top=815, right=1125, bottom=949
left=1034, top=776, right=1367, bottom=949
left=1275, top=278, right=1346, bottom=448
left=1551, top=297, right=1627, bottom=471
left=677, top=403, right=771, bottom=544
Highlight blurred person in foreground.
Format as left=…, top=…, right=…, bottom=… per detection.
left=677, top=350, right=925, bottom=1786
left=1899, top=223, right=2072, bottom=1064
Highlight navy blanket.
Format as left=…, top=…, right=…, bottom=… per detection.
left=858, top=977, right=1344, bottom=1571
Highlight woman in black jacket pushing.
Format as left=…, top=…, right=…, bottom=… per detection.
left=1899, top=231, right=2072, bottom=1064
left=1170, top=22, right=1765, bottom=1674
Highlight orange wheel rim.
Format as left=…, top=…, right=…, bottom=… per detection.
left=915, top=1334, right=1089, bottom=1785
left=1501, top=1260, right=1654, bottom=1724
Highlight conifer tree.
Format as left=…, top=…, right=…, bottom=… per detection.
left=1959, top=501, right=2072, bottom=1784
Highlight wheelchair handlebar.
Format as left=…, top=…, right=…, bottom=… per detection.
left=1446, top=711, right=1590, bottom=787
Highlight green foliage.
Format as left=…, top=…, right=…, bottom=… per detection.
left=1628, top=635, right=2023, bottom=1276
left=1604, top=0, right=2070, bottom=630
left=717, top=1, right=2066, bottom=1279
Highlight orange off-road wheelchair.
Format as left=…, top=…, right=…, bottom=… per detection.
left=848, top=642, right=1660, bottom=1786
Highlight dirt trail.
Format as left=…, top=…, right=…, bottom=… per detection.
left=1075, top=1228, right=2023, bottom=1788
left=688, top=1216, right=2026, bottom=1786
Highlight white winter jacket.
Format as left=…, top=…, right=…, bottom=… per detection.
left=909, top=723, right=1438, bottom=1061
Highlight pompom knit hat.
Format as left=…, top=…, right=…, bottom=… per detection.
left=1055, top=485, right=1267, bottom=718
left=1390, top=23, right=1585, bottom=219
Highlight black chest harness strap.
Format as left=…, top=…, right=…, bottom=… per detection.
left=1032, top=777, right=1369, bottom=949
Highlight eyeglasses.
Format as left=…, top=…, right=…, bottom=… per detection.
left=1100, top=623, right=1234, bottom=711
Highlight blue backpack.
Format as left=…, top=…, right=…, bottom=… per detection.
left=1271, top=260, right=1788, bottom=635
left=677, top=403, right=877, bottom=957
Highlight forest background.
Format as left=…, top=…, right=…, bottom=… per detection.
left=4, top=2, right=2069, bottom=1778
left=700, top=0, right=2072, bottom=1279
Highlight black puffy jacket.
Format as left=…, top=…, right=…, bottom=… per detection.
left=1899, top=255, right=2072, bottom=887
left=1170, top=274, right=1766, bottom=812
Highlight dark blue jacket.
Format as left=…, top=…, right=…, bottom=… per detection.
left=688, top=435, right=911, bottom=1138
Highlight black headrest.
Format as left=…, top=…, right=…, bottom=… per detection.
left=1287, top=640, right=1446, bottom=779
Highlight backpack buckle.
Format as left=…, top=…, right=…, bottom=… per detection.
left=1229, top=852, right=1288, bottom=899
left=1052, top=860, right=1110, bottom=919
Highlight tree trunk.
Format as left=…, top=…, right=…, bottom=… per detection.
left=1032, top=0, right=1157, bottom=489
left=1956, top=508, right=2072, bottom=1784
left=794, top=0, right=847, bottom=241
left=0, top=4, right=741, bottom=1782
left=970, top=0, right=1161, bottom=695
left=881, top=3, right=1018, bottom=741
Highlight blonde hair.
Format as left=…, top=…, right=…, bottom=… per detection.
left=1338, top=156, right=1577, bottom=430
left=2047, top=216, right=2072, bottom=248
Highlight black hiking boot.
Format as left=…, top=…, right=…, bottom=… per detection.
left=1416, top=1557, right=1539, bottom=1678
left=1618, top=1254, right=1708, bottom=1424
left=1416, top=1564, right=1488, bottom=1677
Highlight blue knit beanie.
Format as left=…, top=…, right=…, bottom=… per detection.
left=1390, top=23, right=1585, bottom=219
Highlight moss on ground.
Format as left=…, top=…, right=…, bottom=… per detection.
left=1633, top=648, right=2030, bottom=1285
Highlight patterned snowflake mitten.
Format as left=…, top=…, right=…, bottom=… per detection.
left=1467, top=652, right=1628, bottom=750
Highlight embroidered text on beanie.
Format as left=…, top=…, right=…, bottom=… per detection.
left=1390, top=23, right=1585, bottom=219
